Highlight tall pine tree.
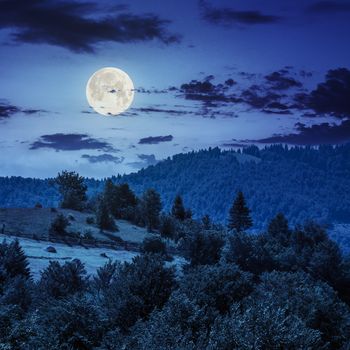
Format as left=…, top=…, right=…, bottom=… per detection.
left=96, top=198, right=117, bottom=231
left=228, top=191, right=252, bottom=232
left=171, top=195, right=186, bottom=221
left=141, top=189, right=162, bottom=232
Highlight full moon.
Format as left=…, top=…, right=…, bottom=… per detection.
left=86, top=67, right=134, bottom=116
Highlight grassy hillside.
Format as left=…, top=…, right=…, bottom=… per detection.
left=0, top=207, right=150, bottom=243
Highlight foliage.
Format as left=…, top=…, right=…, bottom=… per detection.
left=228, top=190, right=253, bottom=232
left=96, top=197, right=117, bottom=231
left=0, top=216, right=350, bottom=349
left=28, top=295, right=104, bottom=350
left=171, top=195, right=186, bottom=221
left=159, top=214, right=176, bottom=239
left=141, top=236, right=167, bottom=255
left=2, top=145, right=350, bottom=250
left=103, top=180, right=138, bottom=220
left=0, top=239, right=31, bottom=281
left=181, top=229, right=225, bottom=266
left=37, top=259, right=88, bottom=300
left=139, top=189, right=162, bottom=232
left=49, top=213, right=70, bottom=236
left=55, top=170, right=87, bottom=211
left=97, top=254, right=176, bottom=332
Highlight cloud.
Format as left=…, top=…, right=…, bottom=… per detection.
left=306, top=1, right=350, bottom=14
left=251, top=120, right=350, bottom=145
left=307, top=68, right=350, bottom=118
left=128, top=154, right=158, bottom=169
left=199, top=0, right=281, bottom=26
left=180, top=78, right=241, bottom=104
left=137, top=154, right=158, bottom=166
left=30, top=133, right=115, bottom=151
left=0, top=102, right=20, bottom=119
left=0, top=0, right=180, bottom=53
left=134, top=87, right=171, bottom=94
left=265, top=71, right=302, bottom=90
left=21, top=109, right=47, bottom=114
left=132, top=107, right=192, bottom=116
left=138, top=135, right=173, bottom=144
left=81, top=153, right=124, bottom=164
left=0, top=101, right=46, bottom=119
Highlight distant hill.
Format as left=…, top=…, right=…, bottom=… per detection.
left=1, top=144, right=350, bottom=231
left=118, top=145, right=350, bottom=228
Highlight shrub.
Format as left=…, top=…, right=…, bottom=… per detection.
left=37, top=259, right=87, bottom=300
left=141, top=236, right=167, bottom=255
left=49, top=214, right=70, bottom=236
left=86, top=216, right=94, bottom=225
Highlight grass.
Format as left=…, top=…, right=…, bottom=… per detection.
left=0, top=207, right=151, bottom=244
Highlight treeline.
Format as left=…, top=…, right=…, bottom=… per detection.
left=1, top=196, right=350, bottom=349
left=1, top=144, right=350, bottom=228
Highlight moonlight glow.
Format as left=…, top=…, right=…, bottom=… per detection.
left=86, top=67, right=134, bottom=116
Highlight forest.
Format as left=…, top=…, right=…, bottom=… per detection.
left=1, top=144, right=350, bottom=227
left=0, top=181, right=350, bottom=349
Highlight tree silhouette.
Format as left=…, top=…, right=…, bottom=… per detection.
left=228, top=191, right=252, bottom=232
left=55, top=171, right=87, bottom=211
left=171, top=195, right=186, bottom=221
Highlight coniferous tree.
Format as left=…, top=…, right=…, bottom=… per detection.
left=202, top=214, right=211, bottom=230
left=103, top=179, right=117, bottom=214
left=96, top=198, right=117, bottom=231
left=171, top=195, right=186, bottom=221
left=0, top=240, right=30, bottom=279
left=141, top=189, right=162, bottom=232
left=267, top=213, right=290, bottom=245
left=55, top=171, right=87, bottom=211
left=159, top=214, right=176, bottom=239
left=228, top=191, right=252, bottom=232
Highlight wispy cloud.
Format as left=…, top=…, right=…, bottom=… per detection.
left=30, top=133, right=116, bottom=151
left=199, top=0, right=282, bottom=26
left=306, top=1, right=350, bottom=14
left=82, top=153, right=124, bottom=164
left=139, top=135, right=173, bottom=144
left=248, top=120, right=350, bottom=145
left=0, top=0, right=180, bottom=53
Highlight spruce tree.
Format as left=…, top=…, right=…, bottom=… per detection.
left=228, top=191, right=252, bottom=232
left=268, top=213, right=290, bottom=244
left=96, top=198, right=117, bottom=231
left=0, top=240, right=30, bottom=279
left=103, top=179, right=117, bottom=214
left=141, top=189, right=162, bottom=232
left=202, top=214, right=211, bottom=230
left=171, top=195, right=186, bottom=221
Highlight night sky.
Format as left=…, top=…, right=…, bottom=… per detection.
left=1, top=0, right=350, bottom=178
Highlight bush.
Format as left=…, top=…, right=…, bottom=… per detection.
left=49, top=214, right=70, bottom=236
left=28, top=295, right=104, bottom=349
left=159, top=214, right=176, bottom=239
left=141, top=236, right=167, bottom=255
left=181, top=230, right=225, bottom=266
left=86, top=216, right=94, bottom=225
left=37, top=259, right=87, bottom=300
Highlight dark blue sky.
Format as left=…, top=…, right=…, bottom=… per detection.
left=0, top=0, right=350, bottom=177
